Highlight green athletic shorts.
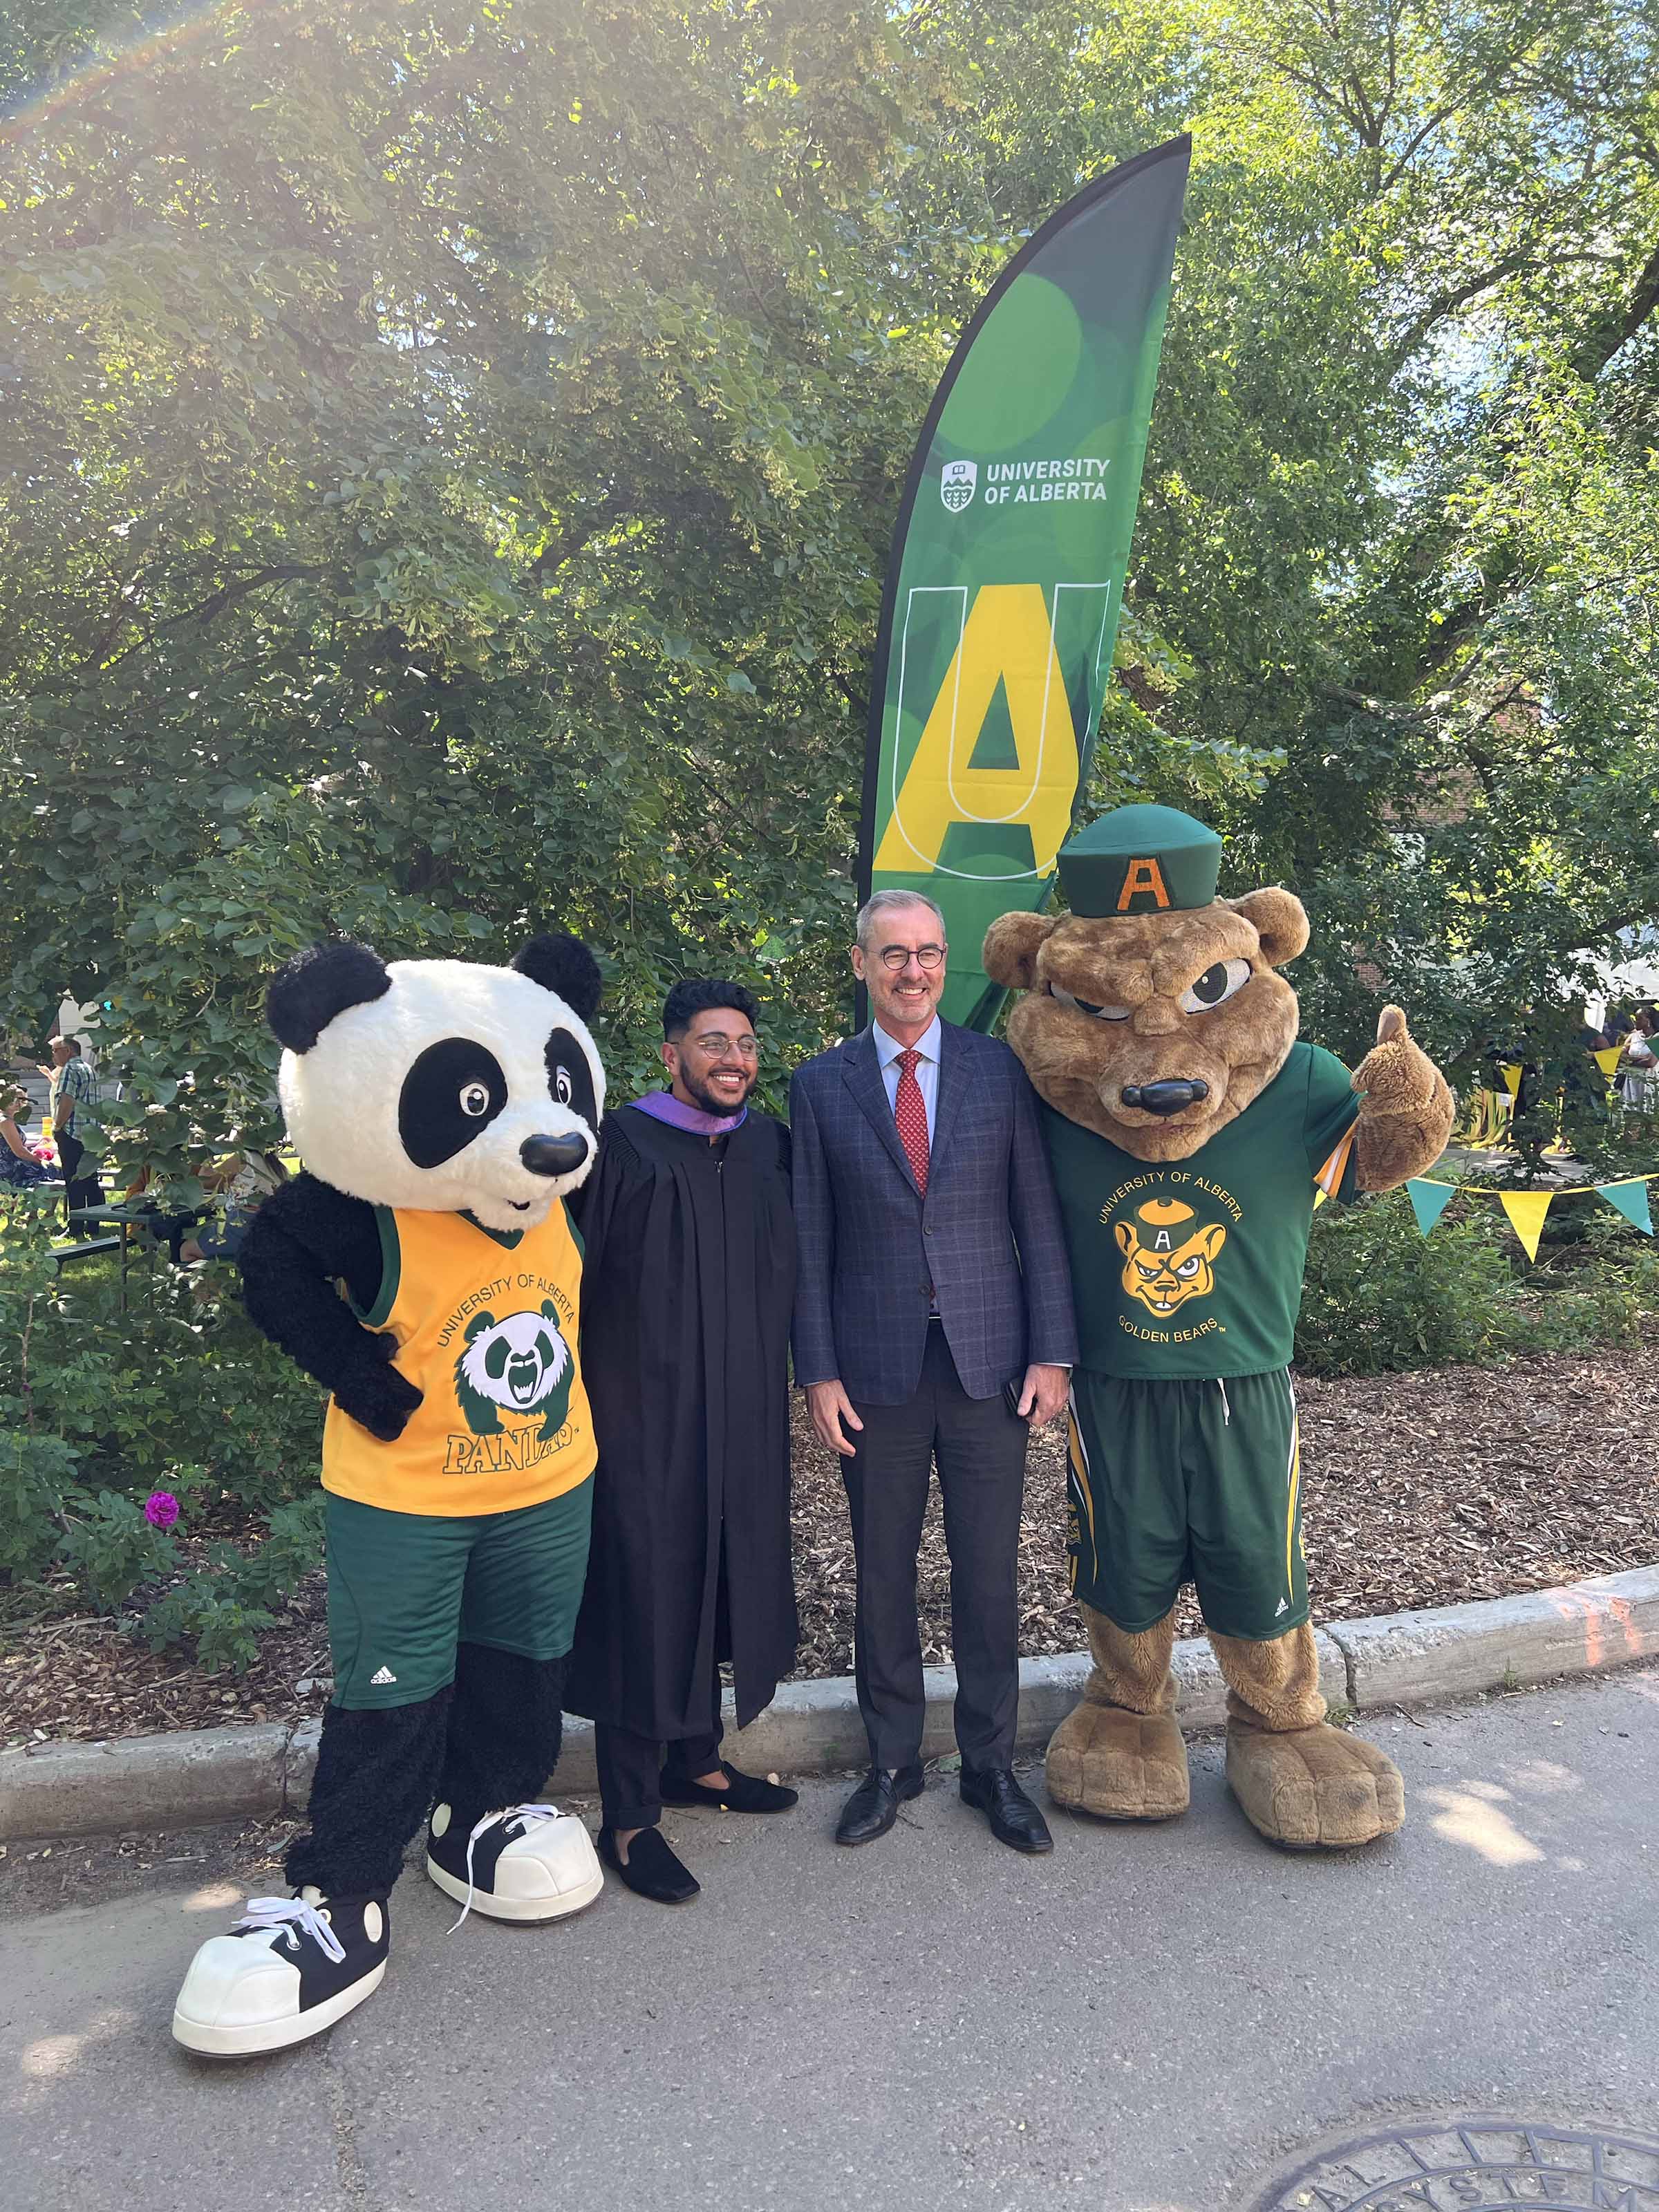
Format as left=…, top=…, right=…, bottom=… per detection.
left=323, top=1478, right=594, bottom=1710
left=1066, top=1369, right=1308, bottom=1642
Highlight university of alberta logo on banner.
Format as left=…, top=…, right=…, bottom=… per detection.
left=940, top=458, right=977, bottom=512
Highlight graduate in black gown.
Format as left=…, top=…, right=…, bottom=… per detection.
left=564, top=979, right=798, bottom=1903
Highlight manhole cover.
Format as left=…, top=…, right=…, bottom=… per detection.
left=1253, top=2118, right=1659, bottom=2211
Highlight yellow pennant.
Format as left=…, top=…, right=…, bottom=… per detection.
left=1499, top=1189, right=1553, bottom=1262
left=1594, top=1045, right=1624, bottom=1080
left=1499, top=1063, right=1523, bottom=1099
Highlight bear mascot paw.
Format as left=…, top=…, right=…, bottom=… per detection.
left=984, top=805, right=1453, bottom=1850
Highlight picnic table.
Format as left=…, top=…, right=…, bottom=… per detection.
left=62, top=1200, right=159, bottom=1309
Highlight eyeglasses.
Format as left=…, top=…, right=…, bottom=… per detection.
left=688, top=1033, right=759, bottom=1062
left=877, top=944, right=946, bottom=971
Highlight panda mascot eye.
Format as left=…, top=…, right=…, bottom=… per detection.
left=543, top=1027, right=597, bottom=1128
left=397, top=1038, right=508, bottom=1168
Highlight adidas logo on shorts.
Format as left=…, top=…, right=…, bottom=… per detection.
left=370, top=1666, right=397, bottom=1685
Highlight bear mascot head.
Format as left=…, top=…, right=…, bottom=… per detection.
left=983, top=805, right=1454, bottom=1850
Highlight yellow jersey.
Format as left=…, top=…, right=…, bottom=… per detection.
left=321, top=1203, right=595, bottom=1518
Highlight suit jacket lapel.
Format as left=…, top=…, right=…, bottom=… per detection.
left=929, top=1020, right=971, bottom=1174
left=843, top=1029, right=920, bottom=1194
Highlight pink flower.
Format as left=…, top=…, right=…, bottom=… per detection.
left=144, top=1491, right=180, bottom=1530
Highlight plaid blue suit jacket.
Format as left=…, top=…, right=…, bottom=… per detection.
left=790, top=1021, right=1078, bottom=1406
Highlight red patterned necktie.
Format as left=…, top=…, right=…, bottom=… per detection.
left=894, top=1047, right=930, bottom=1197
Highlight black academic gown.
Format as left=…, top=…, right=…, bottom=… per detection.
left=563, top=1102, right=798, bottom=1741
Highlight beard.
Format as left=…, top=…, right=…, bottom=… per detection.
left=680, top=1065, right=756, bottom=1116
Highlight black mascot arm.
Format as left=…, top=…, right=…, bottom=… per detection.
left=240, top=1174, right=423, bottom=1443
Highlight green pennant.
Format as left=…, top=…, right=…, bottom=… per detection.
left=1406, top=1179, right=1456, bottom=1238
left=1597, top=1179, right=1654, bottom=1235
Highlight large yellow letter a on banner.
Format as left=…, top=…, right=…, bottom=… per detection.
left=873, top=583, right=1082, bottom=877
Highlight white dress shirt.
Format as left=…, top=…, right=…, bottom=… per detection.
left=873, top=1014, right=941, bottom=1144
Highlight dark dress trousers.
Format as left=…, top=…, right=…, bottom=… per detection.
left=790, top=1022, right=1077, bottom=1770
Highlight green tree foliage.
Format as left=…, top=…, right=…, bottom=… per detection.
left=2, top=0, right=1658, bottom=1189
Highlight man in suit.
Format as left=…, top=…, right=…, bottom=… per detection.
left=791, top=890, right=1078, bottom=1853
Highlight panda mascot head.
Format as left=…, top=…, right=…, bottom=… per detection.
left=267, top=932, right=606, bottom=1233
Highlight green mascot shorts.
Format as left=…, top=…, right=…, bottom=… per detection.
left=1066, top=1369, right=1309, bottom=1642
left=323, top=1479, right=594, bottom=1709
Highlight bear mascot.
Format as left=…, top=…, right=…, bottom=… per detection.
left=982, top=805, right=1454, bottom=1849
left=171, top=933, right=609, bottom=2056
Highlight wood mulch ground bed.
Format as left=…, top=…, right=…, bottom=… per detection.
left=3, top=1346, right=1656, bottom=1751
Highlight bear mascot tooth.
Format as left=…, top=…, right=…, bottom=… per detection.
left=170, top=933, right=610, bottom=2059
left=983, top=805, right=1454, bottom=1849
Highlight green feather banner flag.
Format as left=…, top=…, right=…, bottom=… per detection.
left=857, top=138, right=1191, bottom=1029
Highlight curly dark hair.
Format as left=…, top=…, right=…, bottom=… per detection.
left=662, top=977, right=760, bottom=1040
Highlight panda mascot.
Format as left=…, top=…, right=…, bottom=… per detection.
left=171, top=933, right=609, bottom=2057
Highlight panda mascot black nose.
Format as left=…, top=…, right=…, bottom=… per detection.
left=521, top=1132, right=590, bottom=1177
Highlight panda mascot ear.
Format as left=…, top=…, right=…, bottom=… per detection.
left=268, top=939, right=392, bottom=1052
left=512, top=933, right=602, bottom=1021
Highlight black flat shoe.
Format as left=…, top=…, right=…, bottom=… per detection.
left=960, top=1765, right=1053, bottom=1854
left=835, top=1763, right=924, bottom=1846
left=597, top=1824, right=700, bottom=1904
left=658, top=1763, right=799, bottom=1814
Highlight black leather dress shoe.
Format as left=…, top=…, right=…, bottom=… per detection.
left=835, top=1763, right=924, bottom=1846
left=960, top=1765, right=1053, bottom=1854
left=658, top=1763, right=799, bottom=1814
left=597, top=1824, right=700, bottom=1904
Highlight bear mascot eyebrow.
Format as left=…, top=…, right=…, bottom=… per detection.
left=984, top=805, right=1454, bottom=1849
left=170, top=932, right=611, bottom=2059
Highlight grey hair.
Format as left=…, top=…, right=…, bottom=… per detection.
left=855, top=888, right=948, bottom=953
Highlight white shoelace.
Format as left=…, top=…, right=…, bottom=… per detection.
left=234, top=1895, right=346, bottom=1964
left=448, top=1803, right=563, bottom=1933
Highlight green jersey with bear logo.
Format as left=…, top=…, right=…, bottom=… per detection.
left=1038, top=1041, right=1361, bottom=1379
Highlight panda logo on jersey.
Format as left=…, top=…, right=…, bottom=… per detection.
left=453, top=1302, right=574, bottom=1441
left=267, top=932, right=606, bottom=1232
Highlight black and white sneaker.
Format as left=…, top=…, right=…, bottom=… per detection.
left=426, top=1801, right=604, bottom=1927
left=171, top=1888, right=388, bottom=2057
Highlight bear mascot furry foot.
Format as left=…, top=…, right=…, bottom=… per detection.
left=171, top=934, right=609, bottom=2057
left=984, top=805, right=1453, bottom=1850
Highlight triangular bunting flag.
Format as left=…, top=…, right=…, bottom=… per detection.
left=1406, top=1179, right=1456, bottom=1237
left=1499, top=1189, right=1553, bottom=1262
left=1593, top=1045, right=1624, bottom=1080
left=1313, top=1186, right=1327, bottom=1210
left=1597, top=1179, right=1654, bottom=1235
left=1499, top=1062, right=1523, bottom=1099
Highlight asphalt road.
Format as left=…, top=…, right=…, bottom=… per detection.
left=3, top=1665, right=1656, bottom=2212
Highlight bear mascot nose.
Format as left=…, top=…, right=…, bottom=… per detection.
left=521, top=1132, right=590, bottom=1176
left=1121, top=1079, right=1210, bottom=1116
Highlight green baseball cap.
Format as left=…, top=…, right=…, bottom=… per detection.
left=1056, top=804, right=1222, bottom=917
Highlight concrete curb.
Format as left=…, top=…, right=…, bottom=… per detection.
left=3, top=1566, right=1656, bottom=1842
